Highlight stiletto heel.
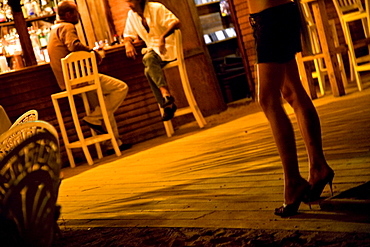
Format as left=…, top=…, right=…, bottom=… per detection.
left=310, top=172, right=334, bottom=202
left=328, top=180, right=333, bottom=196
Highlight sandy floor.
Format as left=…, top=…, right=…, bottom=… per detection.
left=52, top=227, right=370, bottom=247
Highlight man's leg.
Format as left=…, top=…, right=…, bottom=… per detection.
left=142, top=50, right=170, bottom=108
left=142, top=50, right=177, bottom=121
left=84, top=74, right=128, bottom=141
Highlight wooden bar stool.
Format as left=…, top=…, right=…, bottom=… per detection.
left=298, top=1, right=348, bottom=96
left=51, top=51, right=121, bottom=168
left=161, top=29, right=207, bottom=137
left=332, top=0, right=370, bottom=91
left=296, top=0, right=346, bottom=98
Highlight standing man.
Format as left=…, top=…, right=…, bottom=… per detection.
left=123, top=0, right=180, bottom=121
left=248, top=0, right=334, bottom=217
left=47, top=0, right=131, bottom=153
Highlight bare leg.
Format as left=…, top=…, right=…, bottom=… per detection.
left=257, top=62, right=309, bottom=206
left=280, top=60, right=334, bottom=198
left=160, top=86, right=171, bottom=97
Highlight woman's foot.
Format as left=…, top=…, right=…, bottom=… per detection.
left=275, top=179, right=311, bottom=217
left=308, top=167, right=334, bottom=202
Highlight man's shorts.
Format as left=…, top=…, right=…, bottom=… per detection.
left=249, top=2, right=302, bottom=64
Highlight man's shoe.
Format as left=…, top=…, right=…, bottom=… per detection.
left=106, top=143, right=132, bottom=155
left=82, top=120, right=107, bottom=134
left=162, top=104, right=177, bottom=121
left=162, top=96, right=175, bottom=108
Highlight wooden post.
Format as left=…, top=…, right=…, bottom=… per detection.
left=9, top=0, right=37, bottom=67
left=228, top=0, right=255, bottom=100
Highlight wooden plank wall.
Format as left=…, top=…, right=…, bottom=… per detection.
left=105, top=0, right=130, bottom=36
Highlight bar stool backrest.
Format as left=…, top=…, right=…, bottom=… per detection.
left=332, top=0, right=369, bottom=91
left=334, top=0, right=364, bottom=15
left=62, top=51, right=100, bottom=91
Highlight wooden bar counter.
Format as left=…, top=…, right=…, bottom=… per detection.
left=0, top=41, right=226, bottom=167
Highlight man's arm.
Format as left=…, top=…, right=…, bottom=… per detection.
left=63, top=25, right=103, bottom=64
left=159, top=19, right=180, bottom=55
left=61, top=24, right=90, bottom=52
left=124, top=37, right=138, bottom=60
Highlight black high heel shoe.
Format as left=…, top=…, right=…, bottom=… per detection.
left=309, top=171, right=334, bottom=202
left=275, top=184, right=311, bottom=218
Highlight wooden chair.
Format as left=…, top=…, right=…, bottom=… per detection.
left=299, top=2, right=348, bottom=95
left=51, top=51, right=121, bottom=168
left=0, top=120, right=58, bottom=161
left=0, top=108, right=38, bottom=137
left=161, top=29, right=207, bottom=137
left=332, top=0, right=370, bottom=91
left=10, top=109, right=38, bottom=129
left=0, top=120, right=61, bottom=247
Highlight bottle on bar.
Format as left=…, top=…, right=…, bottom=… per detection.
left=40, top=0, right=55, bottom=15
left=0, top=42, right=9, bottom=72
left=32, top=0, right=42, bottom=16
left=29, top=27, right=44, bottom=63
left=38, top=30, right=48, bottom=49
left=0, top=3, right=6, bottom=23
left=24, top=0, right=35, bottom=17
left=3, top=0, right=13, bottom=22
left=20, top=0, right=28, bottom=18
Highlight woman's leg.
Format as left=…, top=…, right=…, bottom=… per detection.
left=257, top=62, right=309, bottom=206
left=280, top=60, right=334, bottom=199
left=84, top=74, right=128, bottom=140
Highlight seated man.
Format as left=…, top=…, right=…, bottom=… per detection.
left=47, top=0, right=130, bottom=152
left=123, top=0, right=180, bottom=121
left=0, top=105, right=11, bottom=135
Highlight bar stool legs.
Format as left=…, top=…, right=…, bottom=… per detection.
left=161, top=29, right=206, bottom=137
